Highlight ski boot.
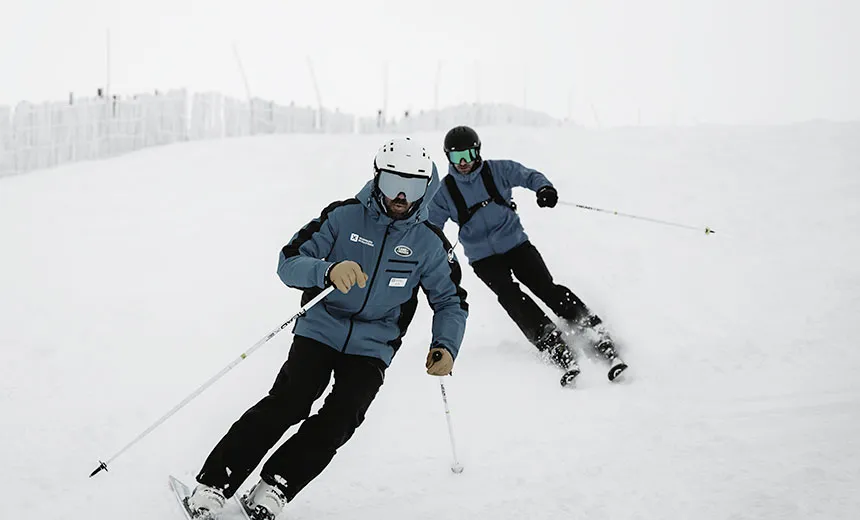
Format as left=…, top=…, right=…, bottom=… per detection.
left=571, top=315, right=629, bottom=382
left=536, top=324, right=580, bottom=387
left=186, top=483, right=227, bottom=519
left=241, top=479, right=287, bottom=520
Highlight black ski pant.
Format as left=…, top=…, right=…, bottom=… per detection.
left=471, top=240, right=596, bottom=347
left=195, top=335, right=386, bottom=501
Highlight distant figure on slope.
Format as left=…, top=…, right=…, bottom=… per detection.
left=428, top=125, right=627, bottom=386
left=185, top=137, right=468, bottom=520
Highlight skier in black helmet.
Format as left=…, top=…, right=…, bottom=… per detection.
left=428, top=125, right=627, bottom=386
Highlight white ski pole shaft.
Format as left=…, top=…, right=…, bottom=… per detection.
left=557, top=200, right=715, bottom=235
left=436, top=371, right=463, bottom=473
left=89, top=286, right=335, bottom=478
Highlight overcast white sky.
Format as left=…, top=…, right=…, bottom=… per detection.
left=2, top=0, right=858, bottom=125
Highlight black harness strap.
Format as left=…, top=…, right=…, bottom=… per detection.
left=444, top=174, right=469, bottom=225
left=443, top=163, right=517, bottom=226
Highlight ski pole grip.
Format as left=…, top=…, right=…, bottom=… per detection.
left=432, top=350, right=443, bottom=362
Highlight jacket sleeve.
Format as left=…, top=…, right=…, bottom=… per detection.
left=427, top=186, right=452, bottom=229
left=494, top=159, right=553, bottom=192
left=420, top=223, right=469, bottom=359
left=277, top=200, right=354, bottom=289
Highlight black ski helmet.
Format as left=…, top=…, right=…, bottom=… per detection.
left=444, top=126, right=481, bottom=162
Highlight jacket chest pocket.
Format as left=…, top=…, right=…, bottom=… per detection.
left=357, top=259, right=419, bottom=320
left=382, top=258, right=419, bottom=291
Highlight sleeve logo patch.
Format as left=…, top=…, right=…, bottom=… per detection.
left=394, top=245, right=413, bottom=257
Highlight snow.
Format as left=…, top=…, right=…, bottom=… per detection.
left=1, top=124, right=859, bottom=519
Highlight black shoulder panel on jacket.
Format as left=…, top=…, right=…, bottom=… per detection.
left=282, top=198, right=361, bottom=260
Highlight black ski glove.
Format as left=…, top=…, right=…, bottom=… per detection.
left=536, top=186, right=558, bottom=208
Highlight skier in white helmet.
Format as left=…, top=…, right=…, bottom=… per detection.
left=185, top=137, right=468, bottom=519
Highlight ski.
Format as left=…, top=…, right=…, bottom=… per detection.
left=168, top=475, right=202, bottom=520
left=168, top=475, right=252, bottom=520
left=607, top=357, right=629, bottom=382
left=560, top=365, right=581, bottom=387
left=233, top=493, right=254, bottom=520
left=556, top=357, right=628, bottom=387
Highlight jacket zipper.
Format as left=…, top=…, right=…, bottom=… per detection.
left=341, top=222, right=394, bottom=353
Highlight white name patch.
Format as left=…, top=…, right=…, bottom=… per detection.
left=388, top=277, right=408, bottom=287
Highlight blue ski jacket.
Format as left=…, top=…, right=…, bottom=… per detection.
left=428, top=159, right=553, bottom=264
left=276, top=165, right=469, bottom=366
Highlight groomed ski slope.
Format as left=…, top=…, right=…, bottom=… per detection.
left=1, top=124, right=859, bottom=520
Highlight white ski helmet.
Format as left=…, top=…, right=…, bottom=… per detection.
left=373, top=136, right=433, bottom=178
left=372, top=137, right=434, bottom=205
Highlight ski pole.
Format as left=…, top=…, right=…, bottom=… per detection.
left=89, top=285, right=335, bottom=478
left=433, top=351, right=463, bottom=474
left=557, top=200, right=715, bottom=235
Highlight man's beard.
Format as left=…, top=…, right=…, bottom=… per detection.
left=386, top=198, right=410, bottom=218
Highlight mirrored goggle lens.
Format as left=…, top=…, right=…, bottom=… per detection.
left=378, top=170, right=429, bottom=202
left=447, top=149, right=477, bottom=164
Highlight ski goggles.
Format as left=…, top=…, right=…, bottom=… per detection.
left=377, top=170, right=430, bottom=202
left=447, top=148, right=478, bottom=164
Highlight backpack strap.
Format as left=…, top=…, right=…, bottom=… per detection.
left=443, top=162, right=517, bottom=226
left=444, top=174, right=471, bottom=225
left=480, top=163, right=517, bottom=212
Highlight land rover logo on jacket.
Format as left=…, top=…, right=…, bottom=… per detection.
left=394, top=245, right=413, bottom=257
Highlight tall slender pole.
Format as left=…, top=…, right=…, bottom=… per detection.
left=567, top=87, right=573, bottom=122
left=106, top=29, right=111, bottom=101
left=434, top=60, right=441, bottom=130
left=522, top=63, right=527, bottom=110
left=232, top=43, right=253, bottom=102
left=382, top=61, right=389, bottom=130
left=475, top=60, right=480, bottom=104
left=106, top=28, right=112, bottom=157
left=232, top=42, right=253, bottom=133
left=307, top=57, right=323, bottom=131
left=591, top=102, right=602, bottom=128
